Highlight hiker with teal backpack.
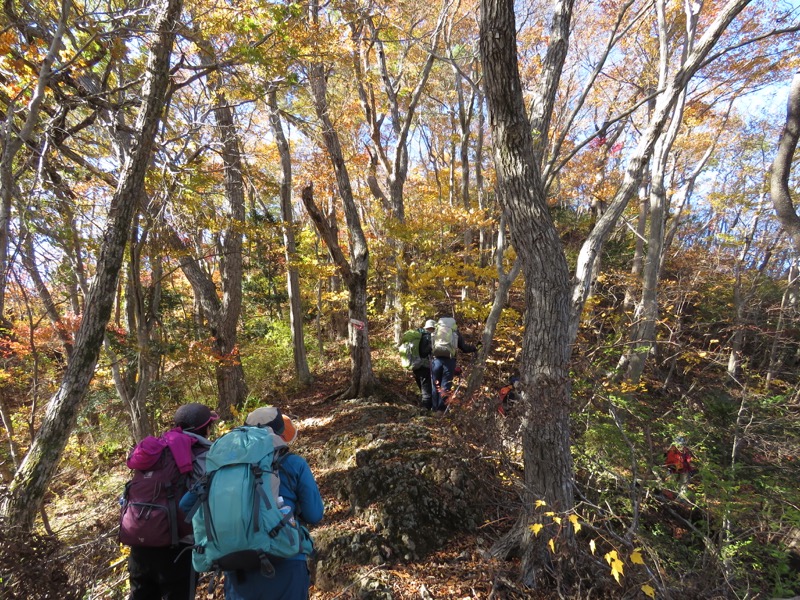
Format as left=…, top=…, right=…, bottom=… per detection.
left=120, top=402, right=218, bottom=600
left=430, top=317, right=480, bottom=413
left=182, top=406, right=323, bottom=600
left=399, top=319, right=436, bottom=409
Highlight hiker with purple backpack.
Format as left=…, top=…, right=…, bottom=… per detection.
left=119, top=402, right=218, bottom=600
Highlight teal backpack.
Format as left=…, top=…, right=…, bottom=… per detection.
left=398, top=329, right=425, bottom=370
left=190, top=426, right=313, bottom=576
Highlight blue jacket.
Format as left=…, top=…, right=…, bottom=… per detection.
left=275, top=453, right=324, bottom=528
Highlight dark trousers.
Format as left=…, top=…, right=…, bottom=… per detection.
left=224, top=559, right=310, bottom=599
left=431, top=356, right=456, bottom=411
left=413, top=366, right=433, bottom=409
left=128, top=544, right=195, bottom=600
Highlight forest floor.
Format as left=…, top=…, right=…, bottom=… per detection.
left=30, top=359, right=550, bottom=600
left=262, top=366, right=538, bottom=600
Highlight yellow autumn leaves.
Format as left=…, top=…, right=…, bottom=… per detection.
left=528, top=501, right=657, bottom=598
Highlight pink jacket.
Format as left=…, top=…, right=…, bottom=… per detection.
left=126, top=428, right=196, bottom=474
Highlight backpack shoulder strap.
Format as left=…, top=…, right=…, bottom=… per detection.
left=273, top=446, right=291, bottom=470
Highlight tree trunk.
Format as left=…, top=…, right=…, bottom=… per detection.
left=208, top=88, right=248, bottom=416
left=770, top=72, right=800, bottom=253
left=622, top=180, right=649, bottom=313
left=728, top=199, right=766, bottom=379
left=481, top=0, right=575, bottom=586
left=163, top=37, right=249, bottom=418
left=305, top=6, right=376, bottom=397
left=300, top=182, right=376, bottom=399
left=623, top=0, right=696, bottom=383
left=0, top=0, right=70, bottom=331
left=454, top=66, right=476, bottom=301
left=570, top=0, right=753, bottom=342
left=465, top=213, right=520, bottom=401
left=350, top=7, right=447, bottom=343
left=267, top=89, right=312, bottom=386
left=767, top=265, right=799, bottom=387
left=768, top=72, right=800, bottom=378
left=19, top=229, right=74, bottom=356
left=0, top=0, right=182, bottom=530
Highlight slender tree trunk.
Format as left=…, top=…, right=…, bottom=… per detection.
left=0, top=393, right=19, bottom=478
left=0, top=0, right=70, bottom=330
left=767, top=265, right=799, bottom=387
left=465, top=213, right=520, bottom=401
left=351, top=7, right=447, bottom=342
left=19, top=230, right=74, bottom=355
left=623, top=0, right=696, bottom=383
left=305, top=4, right=376, bottom=398
left=454, top=67, right=476, bottom=301
left=0, top=0, right=182, bottom=530
left=476, top=82, right=490, bottom=268
left=267, top=89, right=312, bottom=385
left=106, top=216, right=164, bottom=441
left=770, top=72, right=800, bottom=253
left=570, top=0, right=753, bottom=342
left=728, top=199, right=766, bottom=379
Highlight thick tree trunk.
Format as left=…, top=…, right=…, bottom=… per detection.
left=300, top=182, right=376, bottom=399
left=344, top=271, right=376, bottom=398
left=208, top=90, right=248, bottom=416
left=0, top=0, right=182, bottom=530
left=481, top=0, right=575, bottom=586
left=622, top=180, right=649, bottom=313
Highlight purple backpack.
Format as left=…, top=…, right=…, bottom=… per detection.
left=119, top=438, right=193, bottom=547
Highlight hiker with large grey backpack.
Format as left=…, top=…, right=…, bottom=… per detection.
left=430, top=317, right=480, bottom=413
left=398, top=319, right=436, bottom=409
left=184, top=406, right=323, bottom=600
left=119, top=402, right=218, bottom=600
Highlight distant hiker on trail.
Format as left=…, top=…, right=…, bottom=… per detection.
left=497, top=374, right=520, bottom=416
left=399, top=319, right=436, bottom=410
left=664, top=437, right=698, bottom=484
left=120, top=402, right=218, bottom=600
left=430, top=317, right=480, bottom=414
left=182, top=406, right=323, bottom=600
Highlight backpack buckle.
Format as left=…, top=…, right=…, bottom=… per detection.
left=258, top=552, right=275, bottom=578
